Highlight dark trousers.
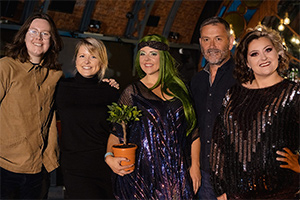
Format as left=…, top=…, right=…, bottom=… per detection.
left=194, top=170, right=217, bottom=200
left=0, top=167, right=49, bottom=199
left=63, top=169, right=114, bottom=199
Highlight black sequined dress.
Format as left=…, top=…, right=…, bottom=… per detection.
left=112, top=81, right=197, bottom=200
left=210, top=79, right=300, bottom=199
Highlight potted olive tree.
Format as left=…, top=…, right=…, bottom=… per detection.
left=107, top=102, right=142, bottom=170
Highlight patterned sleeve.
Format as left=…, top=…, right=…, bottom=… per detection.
left=209, top=90, right=231, bottom=196
left=292, top=82, right=300, bottom=125
left=118, top=84, right=135, bottom=106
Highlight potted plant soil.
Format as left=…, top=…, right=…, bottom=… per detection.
left=107, top=102, right=142, bottom=171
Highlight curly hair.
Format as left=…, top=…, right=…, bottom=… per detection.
left=135, top=34, right=196, bottom=136
left=234, top=25, right=289, bottom=84
left=74, top=37, right=108, bottom=81
left=5, top=12, right=63, bottom=70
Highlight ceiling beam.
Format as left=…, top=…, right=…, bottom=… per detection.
left=79, top=1, right=96, bottom=33
left=162, top=0, right=182, bottom=38
left=20, top=0, right=38, bottom=24
left=124, top=0, right=155, bottom=39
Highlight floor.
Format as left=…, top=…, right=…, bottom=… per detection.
left=48, top=168, right=64, bottom=200
left=48, top=186, right=64, bottom=200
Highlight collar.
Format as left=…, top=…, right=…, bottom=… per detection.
left=20, top=59, right=45, bottom=72
left=75, top=72, right=99, bottom=84
left=203, top=56, right=234, bottom=74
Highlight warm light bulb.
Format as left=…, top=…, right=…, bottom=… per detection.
left=278, top=19, right=285, bottom=31
left=257, top=21, right=262, bottom=31
left=291, top=35, right=296, bottom=43
left=295, top=38, right=300, bottom=45
left=283, top=12, right=290, bottom=25
left=229, top=24, right=234, bottom=35
left=282, top=38, right=286, bottom=46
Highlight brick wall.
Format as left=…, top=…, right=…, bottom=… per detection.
left=46, top=0, right=206, bottom=44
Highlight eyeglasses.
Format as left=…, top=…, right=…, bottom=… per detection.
left=27, top=28, right=51, bottom=40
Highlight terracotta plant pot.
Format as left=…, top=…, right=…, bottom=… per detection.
left=112, top=143, right=137, bottom=171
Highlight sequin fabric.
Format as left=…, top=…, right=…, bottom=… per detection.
left=112, top=81, right=195, bottom=200
left=210, top=79, right=300, bottom=199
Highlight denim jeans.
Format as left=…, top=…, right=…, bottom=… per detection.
left=194, top=170, right=217, bottom=200
left=0, top=167, right=46, bottom=199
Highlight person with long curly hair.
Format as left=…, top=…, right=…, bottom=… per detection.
left=210, top=26, right=300, bottom=199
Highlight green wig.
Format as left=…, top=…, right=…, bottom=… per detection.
left=135, top=34, right=196, bottom=136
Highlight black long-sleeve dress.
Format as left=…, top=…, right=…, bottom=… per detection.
left=210, top=79, right=300, bottom=199
left=55, top=72, right=119, bottom=199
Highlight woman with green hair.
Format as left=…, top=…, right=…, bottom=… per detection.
left=105, top=34, right=201, bottom=199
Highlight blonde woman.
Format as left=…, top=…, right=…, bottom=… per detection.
left=55, top=37, right=119, bottom=199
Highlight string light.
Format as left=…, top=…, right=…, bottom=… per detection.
left=283, top=12, right=290, bottom=25
left=229, top=24, right=234, bottom=35
left=282, top=38, right=286, bottom=46
left=229, top=24, right=237, bottom=46
left=257, top=21, right=262, bottom=31
left=278, top=19, right=285, bottom=31
left=290, top=35, right=300, bottom=46
left=282, top=38, right=288, bottom=50
left=291, top=35, right=296, bottom=43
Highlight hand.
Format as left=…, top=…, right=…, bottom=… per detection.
left=276, top=147, right=300, bottom=173
left=189, top=164, right=201, bottom=194
left=102, top=78, right=119, bottom=89
left=217, top=193, right=227, bottom=200
left=105, top=155, right=134, bottom=176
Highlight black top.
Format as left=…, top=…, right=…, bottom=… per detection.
left=190, top=57, right=236, bottom=172
left=55, top=72, right=119, bottom=175
left=210, top=80, right=300, bottom=199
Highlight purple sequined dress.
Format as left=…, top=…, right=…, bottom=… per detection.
left=112, top=81, right=195, bottom=200
left=210, top=79, right=300, bottom=199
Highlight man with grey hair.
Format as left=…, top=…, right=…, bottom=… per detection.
left=190, top=16, right=236, bottom=199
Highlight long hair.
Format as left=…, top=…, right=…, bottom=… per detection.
left=135, top=34, right=196, bottom=136
left=234, top=25, right=289, bottom=84
left=5, top=12, right=63, bottom=70
left=74, top=37, right=108, bottom=81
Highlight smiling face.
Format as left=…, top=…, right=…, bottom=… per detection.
left=199, top=23, right=233, bottom=66
left=247, top=37, right=280, bottom=80
left=139, top=46, right=160, bottom=76
left=75, top=45, right=101, bottom=78
left=25, top=19, right=51, bottom=63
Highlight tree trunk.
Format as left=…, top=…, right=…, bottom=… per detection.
left=121, top=121, right=127, bottom=145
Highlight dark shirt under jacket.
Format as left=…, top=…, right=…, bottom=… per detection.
left=190, top=57, right=236, bottom=172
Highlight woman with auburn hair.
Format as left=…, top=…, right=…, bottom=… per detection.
left=210, top=26, right=299, bottom=200
left=105, top=34, right=201, bottom=199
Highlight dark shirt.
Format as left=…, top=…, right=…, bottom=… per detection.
left=190, top=57, right=236, bottom=172
left=55, top=73, right=119, bottom=174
